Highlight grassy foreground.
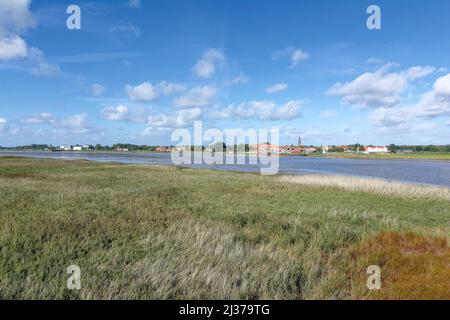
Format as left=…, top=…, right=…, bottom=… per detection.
left=0, top=157, right=448, bottom=300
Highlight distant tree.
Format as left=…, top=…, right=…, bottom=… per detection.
left=424, top=145, right=439, bottom=152
left=388, top=144, right=397, bottom=153
left=212, top=142, right=226, bottom=152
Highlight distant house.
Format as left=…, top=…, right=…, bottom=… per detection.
left=155, top=146, right=174, bottom=153
left=322, top=146, right=331, bottom=154
left=60, top=145, right=72, bottom=151
left=174, top=146, right=189, bottom=152
left=256, top=143, right=281, bottom=154
left=302, top=147, right=315, bottom=153
left=364, top=146, right=388, bottom=154
left=279, top=146, right=295, bottom=154
left=73, top=146, right=82, bottom=151
left=259, top=145, right=313, bottom=155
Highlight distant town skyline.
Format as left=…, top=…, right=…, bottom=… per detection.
left=1, top=0, right=450, bottom=147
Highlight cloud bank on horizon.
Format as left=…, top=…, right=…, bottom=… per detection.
left=0, top=0, right=450, bottom=146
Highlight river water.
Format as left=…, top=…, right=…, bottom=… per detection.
left=1, top=151, right=450, bottom=187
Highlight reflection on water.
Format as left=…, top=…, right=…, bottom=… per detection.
left=1, top=151, right=450, bottom=187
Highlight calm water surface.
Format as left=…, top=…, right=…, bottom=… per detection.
left=1, top=151, right=450, bottom=187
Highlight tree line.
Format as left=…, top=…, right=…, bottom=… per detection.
left=387, top=144, right=450, bottom=153
left=2, top=143, right=450, bottom=153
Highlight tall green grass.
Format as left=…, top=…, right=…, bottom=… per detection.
left=0, top=157, right=448, bottom=299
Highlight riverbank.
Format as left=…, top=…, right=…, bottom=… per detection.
left=2, top=151, right=450, bottom=187
left=3, top=149, right=450, bottom=161
left=313, top=152, right=450, bottom=161
left=0, top=158, right=448, bottom=299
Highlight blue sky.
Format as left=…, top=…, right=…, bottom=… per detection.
left=1, top=0, right=450, bottom=147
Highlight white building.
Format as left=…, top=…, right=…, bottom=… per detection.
left=364, top=146, right=389, bottom=154
left=73, top=146, right=82, bottom=151
left=60, top=145, right=72, bottom=151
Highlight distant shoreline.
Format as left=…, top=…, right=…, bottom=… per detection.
left=1, top=150, right=450, bottom=187
left=310, top=152, right=450, bottom=161
left=2, top=149, right=450, bottom=161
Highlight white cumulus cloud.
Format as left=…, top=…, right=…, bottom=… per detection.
left=433, top=73, right=450, bottom=97
left=0, top=0, right=61, bottom=76
left=147, top=108, right=202, bottom=128
left=0, top=36, right=27, bottom=60
left=101, top=105, right=131, bottom=121
left=30, top=61, right=60, bottom=77
left=328, top=65, right=435, bottom=109
left=0, top=117, right=7, bottom=134
left=174, top=86, right=217, bottom=109
left=21, top=112, right=55, bottom=124
left=369, top=107, right=412, bottom=127
left=0, top=0, right=36, bottom=38
left=291, top=49, right=309, bottom=67
left=212, top=100, right=303, bottom=121
left=193, top=49, right=225, bottom=78
left=412, top=79, right=450, bottom=119
left=368, top=73, right=450, bottom=128
left=159, top=81, right=186, bottom=95
left=273, top=47, right=309, bottom=68
left=56, top=114, right=94, bottom=134
left=125, top=82, right=159, bottom=102
left=0, top=0, right=36, bottom=61
left=267, top=83, right=288, bottom=94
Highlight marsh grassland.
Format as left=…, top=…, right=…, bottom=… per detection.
left=0, top=157, right=448, bottom=300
